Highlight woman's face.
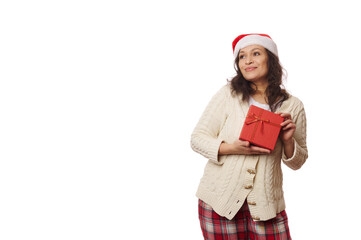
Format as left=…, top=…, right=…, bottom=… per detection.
left=238, top=45, right=269, bottom=84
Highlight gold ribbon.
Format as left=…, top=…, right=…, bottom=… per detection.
left=246, top=110, right=281, bottom=141
left=246, top=112, right=281, bottom=127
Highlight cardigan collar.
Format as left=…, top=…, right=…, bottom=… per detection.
left=226, top=85, right=249, bottom=117
left=238, top=95, right=250, bottom=118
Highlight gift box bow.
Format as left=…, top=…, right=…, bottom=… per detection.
left=245, top=111, right=282, bottom=141
left=246, top=112, right=281, bottom=127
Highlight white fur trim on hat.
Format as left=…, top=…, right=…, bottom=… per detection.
left=233, top=34, right=278, bottom=58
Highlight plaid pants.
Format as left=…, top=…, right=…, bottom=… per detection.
left=198, top=199, right=291, bottom=240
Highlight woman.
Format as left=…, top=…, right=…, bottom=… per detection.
left=190, top=33, right=308, bottom=240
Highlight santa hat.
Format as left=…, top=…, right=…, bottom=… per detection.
left=232, top=33, right=278, bottom=59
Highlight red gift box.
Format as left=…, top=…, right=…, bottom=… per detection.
left=239, top=105, right=284, bottom=151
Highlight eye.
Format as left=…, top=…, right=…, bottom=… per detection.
left=253, top=52, right=260, bottom=56
left=239, top=55, right=245, bottom=59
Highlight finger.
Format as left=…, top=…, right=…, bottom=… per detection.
left=280, top=119, right=293, bottom=126
left=282, top=123, right=296, bottom=131
left=238, top=140, right=250, bottom=147
left=251, top=149, right=271, bottom=154
left=279, top=113, right=292, bottom=119
left=250, top=146, right=271, bottom=154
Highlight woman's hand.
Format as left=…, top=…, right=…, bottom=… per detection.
left=276, top=112, right=296, bottom=158
left=219, top=139, right=271, bottom=155
left=276, top=112, right=296, bottom=144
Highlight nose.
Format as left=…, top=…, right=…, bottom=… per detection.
left=245, top=56, right=253, bottom=64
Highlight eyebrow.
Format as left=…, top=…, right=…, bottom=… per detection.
left=239, top=48, right=263, bottom=54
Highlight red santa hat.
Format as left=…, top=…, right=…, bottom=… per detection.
left=232, top=33, right=278, bottom=59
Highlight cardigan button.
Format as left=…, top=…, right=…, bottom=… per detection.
left=247, top=201, right=256, bottom=205
left=247, top=169, right=256, bottom=174
left=244, top=185, right=253, bottom=189
left=252, top=216, right=260, bottom=220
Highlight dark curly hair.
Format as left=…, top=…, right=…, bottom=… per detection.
left=228, top=49, right=289, bottom=112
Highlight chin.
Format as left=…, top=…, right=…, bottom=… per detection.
left=243, top=74, right=267, bottom=83
left=243, top=76, right=257, bottom=82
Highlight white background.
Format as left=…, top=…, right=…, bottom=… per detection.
left=1, top=0, right=360, bottom=239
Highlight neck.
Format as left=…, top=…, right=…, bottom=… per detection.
left=251, top=80, right=268, bottom=95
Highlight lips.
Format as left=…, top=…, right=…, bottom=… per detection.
left=245, top=67, right=257, bottom=72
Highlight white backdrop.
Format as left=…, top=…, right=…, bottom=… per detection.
left=1, top=0, right=360, bottom=239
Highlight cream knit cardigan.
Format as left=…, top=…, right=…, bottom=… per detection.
left=191, top=84, right=308, bottom=221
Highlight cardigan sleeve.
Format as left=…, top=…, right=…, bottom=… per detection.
left=282, top=102, right=308, bottom=170
left=190, top=85, right=229, bottom=165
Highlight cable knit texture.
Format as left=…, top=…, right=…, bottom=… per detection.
left=191, top=84, right=308, bottom=221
